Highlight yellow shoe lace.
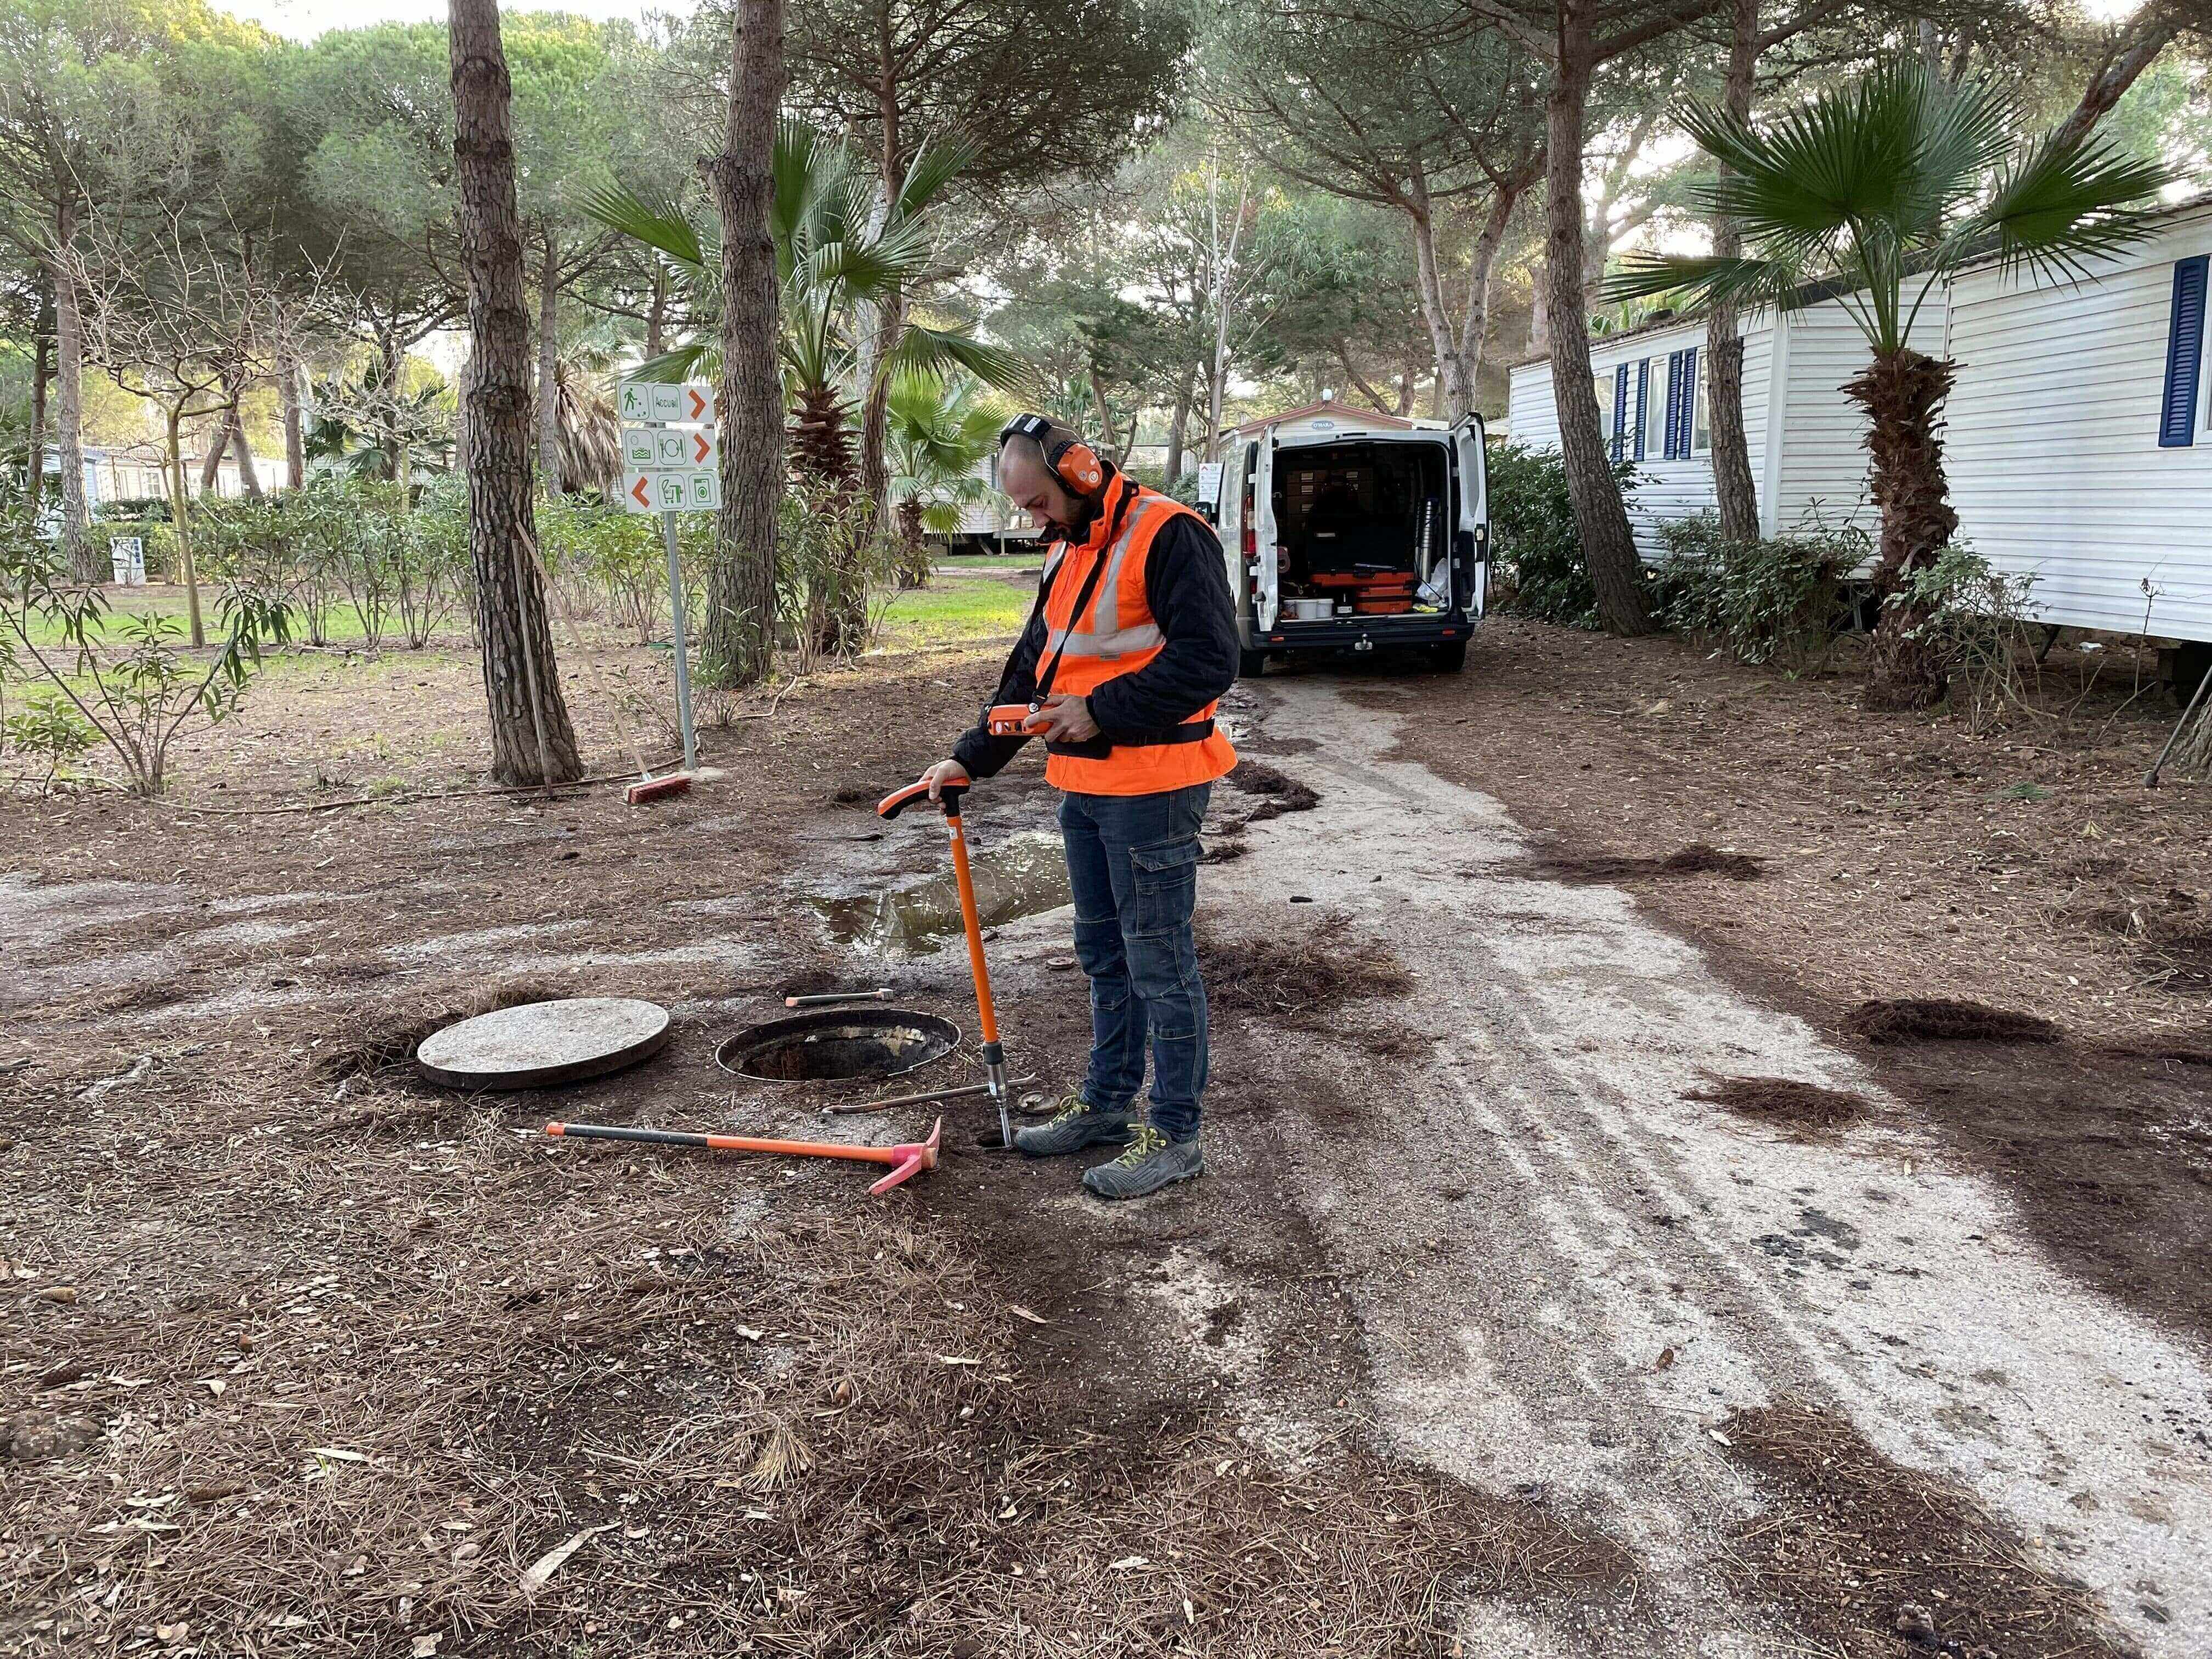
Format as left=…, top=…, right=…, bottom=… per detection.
left=1114, top=1124, right=1169, bottom=1166
left=1045, top=1092, right=1094, bottom=1127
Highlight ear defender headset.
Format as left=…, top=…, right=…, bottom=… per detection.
left=998, top=412, right=1105, bottom=498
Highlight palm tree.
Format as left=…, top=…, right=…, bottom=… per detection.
left=586, top=122, right=1026, bottom=492
left=885, top=369, right=1001, bottom=586
left=1607, top=59, right=2168, bottom=707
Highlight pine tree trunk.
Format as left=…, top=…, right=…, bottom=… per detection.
left=537, top=230, right=562, bottom=491
left=166, top=405, right=205, bottom=649
left=52, top=197, right=93, bottom=582
left=26, top=281, right=49, bottom=513
left=200, top=400, right=232, bottom=493
left=376, top=324, right=405, bottom=483
left=1707, top=0, right=1762, bottom=544
left=1544, top=23, right=1653, bottom=636
left=281, top=357, right=304, bottom=489
left=1165, top=365, right=1194, bottom=484
left=451, top=0, right=584, bottom=786
left=702, top=0, right=785, bottom=689
left=230, top=403, right=262, bottom=499
left=1848, top=346, right=1960, bottom=710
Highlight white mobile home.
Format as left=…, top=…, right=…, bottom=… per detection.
left=1505, top=287, right=1947, bottom=558
left=1945, top=198, right=2212, bottom=644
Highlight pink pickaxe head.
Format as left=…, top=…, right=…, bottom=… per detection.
left=868, top=1116, right=942, bottom=1195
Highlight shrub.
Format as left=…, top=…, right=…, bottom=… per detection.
left=0, top=529, right=291, bottom=796
left=4, top=690, right=97, bottom=788
left=1886, top=543, right=2040, bottom=732
left=1487, top=441, right=1638, bottom=629
left=1650, top=515, right=1866, bottom=665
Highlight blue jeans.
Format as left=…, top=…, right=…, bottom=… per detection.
left=1058, top=783, right=1212, bottom=1142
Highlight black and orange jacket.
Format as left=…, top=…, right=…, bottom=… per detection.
left=952, top=468, right=1239, bottom=795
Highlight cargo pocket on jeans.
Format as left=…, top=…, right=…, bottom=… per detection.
left=1129, top=836, right=1200, bottom=938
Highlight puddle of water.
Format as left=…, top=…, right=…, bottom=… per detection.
left=811, top=832, right=1072, bottom=955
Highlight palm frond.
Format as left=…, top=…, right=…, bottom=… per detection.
left=584, top=184, right=706, bottom=270
left=890, top=325, right=1035, bottom=396
left=1601, top=252, right=1808, bottom=318
left=893, top=131, right=981, bottom=223
left=630, top=343, right=710, bottom=384
left=1963, top=129, right=2172, bottom=287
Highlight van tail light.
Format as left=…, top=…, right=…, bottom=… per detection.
left=1240, top=524, right=1255, bottom=557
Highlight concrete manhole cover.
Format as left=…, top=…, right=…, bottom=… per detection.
left=415, top=997, right=673, bottom=1090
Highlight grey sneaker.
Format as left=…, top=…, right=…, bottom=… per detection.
left=1013, top=1092, right=1133, bottom=1158
left=1081, top=1124, right=1203, bottom=1199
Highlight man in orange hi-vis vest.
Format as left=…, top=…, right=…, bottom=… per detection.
left=914, top=415, right=1239, bottom=1199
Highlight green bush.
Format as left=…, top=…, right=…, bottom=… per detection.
left=93, top=519, right=178, bottom=581
left=1887, top=543, right=2040, bottom=731
left=1650, top=515, right=1866, bottom=665
left=1487, top=441, right=1638, bottom=630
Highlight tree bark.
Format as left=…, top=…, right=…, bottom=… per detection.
left=451, top=0, right=584, bottom=786
left=645, top=262, right=668, bottom=359
left=703, top=0, right=786, bottom=689
left=52, top=197, right=92, bottom=581
left=1707, top=0, right=1762, bottom=543
left=2050, top=9, right=2179, bottom=153
left=27, top=278, right=49, bottom=513
left=281, top=356, right=305, bottom=489
left=1165, top=364, right=1195, bottom=484
left=376, top=322, right=405, bottom=483
left=165, top=405, right=205, bottom=648
left=537, top=229, right=562, bottom=491
left=1544, top=15, right=1652, bottom=636
left=230, top=402, right=262, bottom=500
left=1848, top=347, right=1960, bottom=710
left=200, top=397, right=232, bottom=493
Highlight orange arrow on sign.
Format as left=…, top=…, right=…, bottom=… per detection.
left=630, top=476, right=652, bottom=509
left=692, top=432, right=711, bottom=463
left=686, top=387, right=708, bottom=420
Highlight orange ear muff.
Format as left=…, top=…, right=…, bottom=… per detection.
left=1055, top=441, right=1104, bottom=496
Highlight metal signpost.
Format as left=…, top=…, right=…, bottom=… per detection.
left=618, top=378, right=721, bottom=775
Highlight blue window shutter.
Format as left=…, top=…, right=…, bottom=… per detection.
left=1664, top=351, right=1685, bottom=459
left=1612, top=365, right=1629, bottom=461
left=2160, top=256, right=2208, bottom=448
left=1633, top=360, right=1648, bottom=460
left=1681, top=347, right=1700, bottom=456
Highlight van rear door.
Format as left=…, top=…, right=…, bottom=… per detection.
left=1217, top=439, right=1247, bottom=611
left=1252, top=427, right=1280, bottom=630
left=1452, top=415, right=1488, bottom=617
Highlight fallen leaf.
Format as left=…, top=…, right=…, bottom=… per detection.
left=1655, top=1346, right=1676, bottom=1371
left=936, top=1355, right=982, bottom=1367
left=33, top=1286, right=77, bottom=1305
left=1707, top=1429, right=1733, bottom=1447
left=198, top=1378, right=227, bottom=1396
left=520, top=1524, right=612, bottom=1595
left=1108, top=1555, right=1149, bottom=1571
left=734, top=1325, right=764, bottom=1342
left=411, top=1633, right=443, bottom=1657
left=304, top=1446, right=370, bottom=1464
left=156, top=1622, right=189, bottom=1644
left=1008, top=1305, right=1049, bottom=1326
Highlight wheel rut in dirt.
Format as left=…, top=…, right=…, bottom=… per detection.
left=1195, top=677, right=2212, bottom=1659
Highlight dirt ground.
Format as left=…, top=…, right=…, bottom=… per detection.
left=4, top=609, right=2209, bottom=1657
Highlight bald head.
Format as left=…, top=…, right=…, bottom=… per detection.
left=998, top=429, right=1089, bottom=534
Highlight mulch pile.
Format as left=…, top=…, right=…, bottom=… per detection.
left=1843, top=999, right=2062, bottom=1045
left=1528, top=843, right=1766, bottom=884
left=1688, top=1075, right=1872, bottom=1134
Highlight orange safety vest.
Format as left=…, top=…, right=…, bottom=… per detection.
left=1036, top=474, right=1239, bottom=797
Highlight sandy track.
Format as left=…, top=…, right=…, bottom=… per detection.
left=1205, top=679, right=2211, bottom=1657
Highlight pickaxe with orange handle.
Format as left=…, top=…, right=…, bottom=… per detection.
left=544, top=1117, right=941, bottom=1195
left=876, top=776, right=1014, bottom=1147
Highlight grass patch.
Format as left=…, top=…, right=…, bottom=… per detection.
left=878, top=569, right=1032, bottom=647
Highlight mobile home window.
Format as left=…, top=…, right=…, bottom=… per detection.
left=1645, top=356, right=1668, bottom=456
left=1692, top=353, right=1712, bottom=454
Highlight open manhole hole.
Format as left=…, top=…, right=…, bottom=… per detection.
left=715, top=1007, right=959, bottom=1082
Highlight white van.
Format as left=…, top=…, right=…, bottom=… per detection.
left=1212, top=415, right=1488, bottom=674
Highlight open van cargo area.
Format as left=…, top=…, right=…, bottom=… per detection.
left=1274, top=441, right=1452, bottom=620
